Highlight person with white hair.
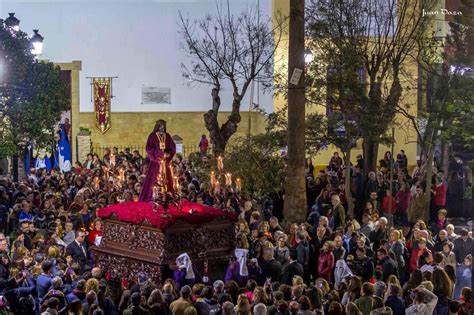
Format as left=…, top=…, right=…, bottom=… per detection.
left=213, top=280, right=224, bottom=297
left=174, top=253, right=197, bottom=289
left=369, top=217, right=389, bottom=251
left=253, top=302, right=267, bottom=315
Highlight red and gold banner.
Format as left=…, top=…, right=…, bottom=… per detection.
left=93, top=78, right=111, bottom=134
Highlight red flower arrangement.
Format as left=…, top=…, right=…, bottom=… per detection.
left=97, top=201, right=237, bottom=230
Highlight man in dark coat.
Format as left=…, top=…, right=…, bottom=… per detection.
left=280, top=250, right=303, bottom=285
left=453, top=229, right=474, bottom=264
left=123, top=292, right=150, bottom=315
left=262, top=247, right=282, bottom=283
left=65, top=230, right=90, bottom=271
left=376, top=248, right=398, bottom=282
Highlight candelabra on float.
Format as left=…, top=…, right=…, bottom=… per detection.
left=152, top=158, right=182, bottom=218
left=209, top=156, right=242, bottom=196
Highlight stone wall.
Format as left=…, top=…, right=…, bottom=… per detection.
left=76, top=110, right=266, bottom=153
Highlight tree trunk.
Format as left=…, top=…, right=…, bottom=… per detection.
left=441, top=141, right=450, bottom=175
left=343, top=147, right=354, bottom=218
left=204, top=94, right=241, bottom=157
left=283, top=0, right=307, bottom=224
left=12, top=154, right=19, bottom=182
left=424, top=143, right=435, bottom=222
left=363, top=140, right=379, bottom=174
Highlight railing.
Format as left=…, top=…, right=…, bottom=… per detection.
left=91, top=143, right=207, bottom=160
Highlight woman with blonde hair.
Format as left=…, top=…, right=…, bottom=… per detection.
left=147, top=288, right=168, bottom=315
left=252, top=286, right=270, bottom=306
left=386, top=275, right=401, bottom=290
left=341, top=277, right=362, bottom=306
left=85, top=278, right=99, bottom=293
left=235, top=294, right=251, bottom=315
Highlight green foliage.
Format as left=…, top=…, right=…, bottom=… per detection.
left=415, top=0, right=474, bottom=151
left=438, top=76, right=474, bottom=149
left=224, top=135, right=285, bottom=197
left=0, top=23, right=69, bottom=156
left=266, top=107, right=329, bottom=155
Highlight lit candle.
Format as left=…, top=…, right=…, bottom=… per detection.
left=173, top=176, right=179, bottom=191
left=235, top=178, right=241, bottom=193
left=110, top=154, right=116, bottom=168
left=217, top=156, right=224, bottom=171
left=225, top=173, right=232, bottom=186
left=210, top=171, right=215, bottom=186
left=94, top=177, right=100, bottom=189
left=160, top=160, right=167, bottom=192
left=104, top=167, right=109, bottom=180
left=214, top=179, right=220, bottom=194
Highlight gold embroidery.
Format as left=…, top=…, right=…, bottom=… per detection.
left=157, top=133, right=166, bottom=150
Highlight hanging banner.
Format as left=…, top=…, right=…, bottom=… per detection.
left=93, top=78, right=112, bottom=134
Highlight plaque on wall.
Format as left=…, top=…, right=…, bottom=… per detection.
left=141, top=86, right=171, bottom=104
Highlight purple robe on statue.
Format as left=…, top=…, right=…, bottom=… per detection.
left=139, top=132, right=176, bottom=202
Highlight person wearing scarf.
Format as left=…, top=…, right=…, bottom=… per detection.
left=225, top=248, right=261, bottom=287
left=334, top=259, right=353, bottom=290
left=174, top=253, right=198, bottom=290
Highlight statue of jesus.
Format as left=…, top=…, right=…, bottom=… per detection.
left=139, top=119, right=176, bottom=202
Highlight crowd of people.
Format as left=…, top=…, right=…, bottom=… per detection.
left=0, top=146, right=472, bottom=315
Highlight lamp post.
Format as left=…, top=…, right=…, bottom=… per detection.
left=5, top=13, right=20, bottom=32
left=2, top=14, right=44, bottom=181
left=30, top=29, right=44, bottom=57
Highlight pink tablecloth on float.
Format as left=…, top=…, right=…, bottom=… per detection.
left=97, top=201, right=238, bottom=230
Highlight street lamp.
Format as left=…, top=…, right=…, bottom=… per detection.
left=30, top=29, right=44, bottom=56
left=304, top=49, right=314, bottom=66
left=5, top=13, right=20, bottom=32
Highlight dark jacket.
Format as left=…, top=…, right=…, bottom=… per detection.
left=378, top=256, right=398, bottom=282
left=453, top=237, right=474, bottom=264
left=262, top=259, right=282, bottom=283
left=66, top=288, right=86, bottom=303
left=351, top=257, right=374, bottom=282
left=123, top=305, right=151, bottom=315
left=369, top=228, right=389, bottom=252
left=385, top=295, right=405, bottom=315
left=65, top=240, right=89, bottom=269
left=36, top=273, right=52, bottom=300
left=195, top=298, right=220, bottom=315
left=296, top=242, right=309, bottom=269
left=280, top=261, right=303, bottom=285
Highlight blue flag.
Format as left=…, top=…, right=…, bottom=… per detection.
left=58, top=126, right=72, bottom=173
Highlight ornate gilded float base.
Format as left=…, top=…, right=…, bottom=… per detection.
left=91, top=217, right=235, bottom=284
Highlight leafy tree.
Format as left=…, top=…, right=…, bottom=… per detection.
left=306, top=0, right=437, bottom=172
left=0, top=22, right=69, bottom=177
left=397, top=0, right=474, bottom=213
left=224, top=135, right=286, bottom=197
left=178, top=2, right=284, bottom=156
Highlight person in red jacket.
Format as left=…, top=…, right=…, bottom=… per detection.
left=431, top=174, right=447, bottom=223
left=88, top=218, right=103, bottom=247
left=382, top=189, right=397, bottom=226
left=317, top=240, right=335, bottom=281
left=410, top=237, right=433, bottom=272
left=198, top=135, right=209, bottom=157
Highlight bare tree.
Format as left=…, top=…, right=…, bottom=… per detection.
left=306, top=0, right=437, bottom=173
left=179, top=3, right=283, bottom=156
